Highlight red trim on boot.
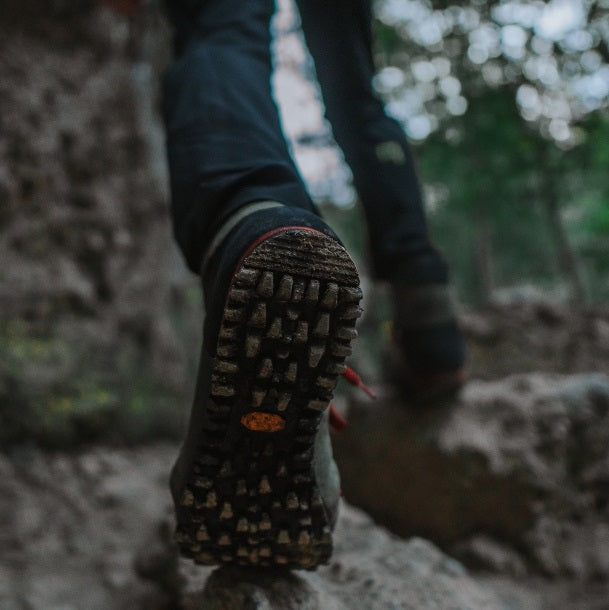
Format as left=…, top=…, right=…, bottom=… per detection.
left=234, top=225, right=325, bottom=274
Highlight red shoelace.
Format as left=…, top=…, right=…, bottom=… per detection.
left=329, top=366, right=376, bottom=431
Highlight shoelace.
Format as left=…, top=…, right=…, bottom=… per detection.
left=329, top=366, right=376, bottom=431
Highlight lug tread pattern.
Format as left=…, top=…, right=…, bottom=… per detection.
left=175, top=229, right=361, bottom=570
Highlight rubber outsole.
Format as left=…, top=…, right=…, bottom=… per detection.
left=174, top=228, right=362, bottom=570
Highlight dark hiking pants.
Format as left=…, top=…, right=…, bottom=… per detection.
left=162, top=0, right=448, bottom=284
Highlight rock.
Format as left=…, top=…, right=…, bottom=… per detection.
left=5, top=443, right=609, bottom=609
left=194, top=568, right=326, bottom=610
left=458, top=302, right=609, bottom=380
left=0, top=0, right=198, bottom=447
left=333, top=373, right=609, bottom=578
left=181, top=504, right=518, bottom=610
left=134, top=520, right=184, bottom=602
left=455, top=536, right=528, bottom=577
left=0, top=445, right=177, bottom=610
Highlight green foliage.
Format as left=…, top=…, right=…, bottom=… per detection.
left=417, top=89, right=559, bottom=302
left=0, top=319, right=185, bottom=448
left=369, top=0, right=609, bottom=304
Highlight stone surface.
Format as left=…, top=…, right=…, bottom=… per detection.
left=0, top=0, right=199, bottom=446
left=334, top=372, right=609, bottom=578
left=459, top=302, right=609, bottom=380
left=181, top=506, right=515, bottom=610
left=2, top=444, right=607, bottom=609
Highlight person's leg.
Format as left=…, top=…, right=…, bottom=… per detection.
left=161, top=0, right=362, bottom=569
left=296, top=0, right=466, bottom=394
left=295, top=0, right=441, bottom=281
left=163, top=0, right=315, bottom=274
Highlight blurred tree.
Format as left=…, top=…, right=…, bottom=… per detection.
left=369, top=0, right=609, bottom=304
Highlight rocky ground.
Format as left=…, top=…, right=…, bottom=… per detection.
left=335, top=372, right=609, bottom=580
left=2, top=442, right=609, bottom=610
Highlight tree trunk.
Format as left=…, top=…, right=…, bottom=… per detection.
left=473, top=195, right=493, bottom=305
left=543, top=181, right=589, bottom=305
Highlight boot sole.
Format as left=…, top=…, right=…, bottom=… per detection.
left=175, top=228, right=361, bottom=570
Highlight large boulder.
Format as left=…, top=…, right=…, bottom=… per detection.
left=333, top=372, right=609, bottom=578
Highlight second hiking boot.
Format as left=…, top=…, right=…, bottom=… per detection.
left=388, top=252, right=466, bottom=403
left=392, top=282, right=466, bottom=403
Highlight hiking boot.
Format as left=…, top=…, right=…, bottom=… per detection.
left=171, top=205, right=362, bottom=570
left=392, top=279, right=466, bottom=403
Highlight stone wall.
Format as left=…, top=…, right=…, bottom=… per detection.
left=0, top=0, right=199, bottom=445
